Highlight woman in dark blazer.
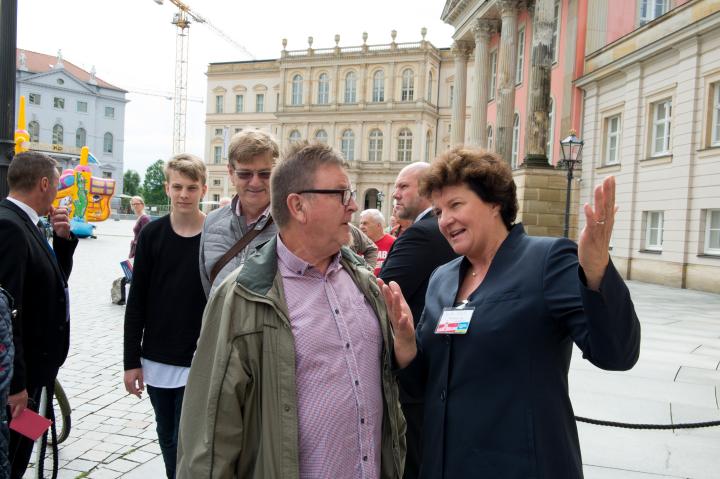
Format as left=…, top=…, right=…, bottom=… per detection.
left=381, top=147, right=641, bottom=479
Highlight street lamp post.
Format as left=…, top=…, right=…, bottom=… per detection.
left=559, top=130, right=584, bottom=239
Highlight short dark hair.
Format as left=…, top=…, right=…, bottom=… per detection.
left=420, top=147, right=518, bottom=229
left=271, top=140, right=347, bottom=228
left=7, top=151, right=58, bottom=193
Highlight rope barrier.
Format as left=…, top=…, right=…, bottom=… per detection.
left=575, top=416, right=720, bottom=430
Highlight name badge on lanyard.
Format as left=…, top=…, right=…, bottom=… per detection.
left=435, top=300, right=474, bottom=335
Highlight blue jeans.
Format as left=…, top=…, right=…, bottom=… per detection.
left=147, top=385, right=184, bottom=479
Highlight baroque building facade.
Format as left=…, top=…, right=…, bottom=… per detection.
left=15, top=49, right=128, bottom=196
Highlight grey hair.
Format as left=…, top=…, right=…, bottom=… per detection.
left=8, top=151, right=58, bottom=193
left=360, top=208, right=385, bottom=227
left=271, top=140, right=347, bottom=228
left=228, top=129, right=279, bottom=167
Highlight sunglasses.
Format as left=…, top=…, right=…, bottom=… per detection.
left=234, top=169, right=272, bottom=180
left=297, top=188, right=357, bottom=206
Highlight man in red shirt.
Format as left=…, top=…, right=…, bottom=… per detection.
left=359, top=208, right=395, bottom=276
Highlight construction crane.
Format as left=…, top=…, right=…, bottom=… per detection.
left=129, top=87, right=204, bottom=103
left=153, top=0, right=255, bottom=154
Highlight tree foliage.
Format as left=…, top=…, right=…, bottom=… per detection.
left=141, top=160, right=167, bottom=206
left=123, top=170, right=141, bottom=196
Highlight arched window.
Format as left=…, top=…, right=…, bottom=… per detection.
left=28, top=121, right=39, bottom=142
left=289, top=130, right=301, bottom=143
left=341, top=129, right=355, bottom=161
left=368, top=129, right=383, bottom=162
left=547, top=98, right=555, bottom=163
left=344, top=71, right=357, bottom=103
left=372, top=70, right=385, bottom=102
left=52, top=124, right=63, bottom=145
left=511, top=114, right=520, bottom=168
left=75, top=127, right=86, bottom=148
left=318, top=73, right=329, bottom=104
left=487, top=125, right=494, bottom=151
left=401, top=69, right=414, bottom=101
left=427, top=71, right=433, bottom=102
left=315, top=129, right=328, bottom=143
left=291, top=74, right=303, bottom=105
left=103, top=132, right=113, bottom=154
left=397, top=128, right=413, bottom=162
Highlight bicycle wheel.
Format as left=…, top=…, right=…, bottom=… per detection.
left=49, top=380, right=72, bottom=445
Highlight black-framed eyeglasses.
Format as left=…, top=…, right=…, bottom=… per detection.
left=297, top=188, right=357, bottom=206
left=234, top=169, right=272, bottom=180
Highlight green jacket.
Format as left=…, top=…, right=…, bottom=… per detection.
left=177, top=236, right=406, bottom=478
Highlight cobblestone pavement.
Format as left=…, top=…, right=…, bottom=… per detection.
left=22, top=219, right=720, bottom=478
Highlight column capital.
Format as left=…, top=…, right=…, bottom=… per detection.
left=451, top=41, right=472, bottom=57
left=472, top=18, right=500, bottom=41
left=497, top=0, right=522, bottom=16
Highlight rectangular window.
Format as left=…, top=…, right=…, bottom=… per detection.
left=705, top=209, right=720, bottom=254
left=712, top=83, right=720, bottom=147
left=515, top=27, right=525, bottom=85
left=256, top=94, right=264, bottom=112
left=77, top=101, right=88, bottom=113
left=604, top=115, right=621, bottom=165
left=640, top=0, right=669, bottom=26
left=235, top=94, right=244, bottom=113
left=644, top=211, right=664, bottom=251
left=651, top=99, right=672, bottom=156
left=213, top=146, right=222, bottom=164
left=551, top=0, right=561, bottom=62
left=215, top=96, right=224, bottom=113
left=213, top=179, right=222, bottom=186
left=102, top=172, right=112, bottom=179
left=489, top=51, right=497, bottom=100
left=213, top=194, right=221, bottom=202
left=235, top=127, right=243, bottom=133
left=214, top=128, right=223, bottom=136
left=54, top=97, right=65, bottom=109
left=105, top=106, right=115, bottom=119
left=28, top=93, right=41, bottom=105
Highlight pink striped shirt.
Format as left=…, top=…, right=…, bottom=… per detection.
left=277, top=236, right=383, bottom=479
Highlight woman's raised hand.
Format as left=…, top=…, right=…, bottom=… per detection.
left=578, top=175, right=618, bottom=291
left=378, top=278, right=417, bottom=368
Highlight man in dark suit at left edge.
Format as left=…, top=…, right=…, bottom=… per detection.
left=0, top=151, right=78, bottom=478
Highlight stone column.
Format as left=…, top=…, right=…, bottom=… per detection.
left=524, top=0, right=554, bottom=166
left=495, top=0, right=520, bottom=163
left=451, top=41, right=469, bottom=146
left=469, top=19, right=497, bottom=147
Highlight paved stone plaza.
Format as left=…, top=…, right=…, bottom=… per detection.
left=23, top=219, right=720, bottom=478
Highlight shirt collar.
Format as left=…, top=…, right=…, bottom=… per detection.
left=236, top=199, right=271, bottom=227
left=276, top=234, right=342, bottom=277
left=414, top=207, right=433, bottom=224
left=7, top=197, right=40, bottom=225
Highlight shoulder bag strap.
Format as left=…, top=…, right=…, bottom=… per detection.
left=209, top=215, right=274, bottom=285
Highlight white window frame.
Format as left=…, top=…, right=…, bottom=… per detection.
left=213, top=145, right=222, bottom=164
left=397, top=129, right=413, bottom=162
left=215, top=96, right=223, bottom=113
left=368, top=129, right=383, bottom=161
left=105, top=106, right=115, bottom=119
left=341, top=129, right=355, bottom=161
left=640, top=0, right=669, bottom=26
left=604, top=114, right=621, bottom=166
left=401, top=69, right=414, bottom=102
left=256, top=94, right=264, bottom=112
left=28, top=121, right=39, bottom=142
left=515, top=27, right=525, bottom=85
left=28, top=93, right=41, bottom=105
left=427, top=72, right=433, bottom=103
left=213, top=179, right=222, bottom=187
left=511, top=114, right=520, bottom=168
left=289, top=130, right=301, bottom=143
left=318, top=73, right=330, bottom=104
left=103, top=132, right=113, bottom=154
left=644, top=211, right=664, bottom=251
left=651, top=98, right=672, bottom=156
left=291, top=75, right=303, bottom=106
left=53, top=97, right=64, bottom=109
left=372, top=70, right=385, bottom=102
left=315, top=129, right=328, bottom=143
left=77, top=101, right=88, bottom=113
left=705, top=209, right=720, bottom=254
left=235, top=94, right=244, bottom=113
left=711, top=83, right=720, bottom=146
left=344, top=71, right=357, bottom=103
left=487, top=125, right=493, bottom=150
left=75, top=127, right=86, bottom=148
left=489, top=51, right=498, bottom=101
left=52, top=124, right=63, bottom=145
left=551, top=0, right=561, bottom=63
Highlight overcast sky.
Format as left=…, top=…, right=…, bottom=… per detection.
left=17, top=0, right=455, bottom=178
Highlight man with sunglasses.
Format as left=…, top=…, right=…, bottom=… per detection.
left=178, top=141, right=405, bottom=479
left=199, top=130, right=279, bottom=297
